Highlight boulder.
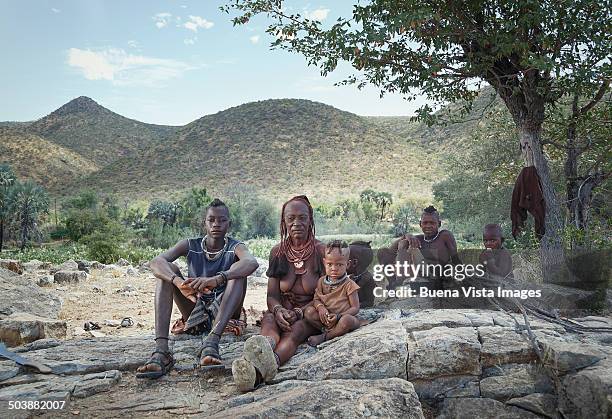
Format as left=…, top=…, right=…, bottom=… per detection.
left=0, top=268, right=62, bottom=318
left=507, top=393, right=558, bottom=418
left=75, top=259, right=91, bottom=273
left=215, top=378, right=424, bottom=418
left=538, top=335, right=606, bottom=373
left=90, top=261, right=106, bottom=270
left=253, top=257, right=269, bottom=277
left=0, top=370, right=121, bottom=401
left=126, top=266, right=139, bottom=276
left=407, top=326, right=481, bottom=379
left=478, top=326, right=537, bottom=368
left=0, top=313, right=67, bottom=347
left=22, top=259, right=51, bottom=272
left=480, top=364, right=553, bottom=401
left=50, top=260, right=78, bottom=273
left=438, top=397, right=541, bottom=419
left=401, top=309, right=473, bottom=333
left=412, top=375, right=480, bottom=400
left=116, top=258, right=130, bottom=267
left=37, top=275, right=54, bottom=287
left=53, top=270, right=87, bottom=284
left=0, top=259, right=23, bottom=274
left=295, top=320, right=408, bottom=380
left=558, top=356, right=612, bottom=419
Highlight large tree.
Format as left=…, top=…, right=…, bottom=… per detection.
left=224, top=0, right=610, bottom=281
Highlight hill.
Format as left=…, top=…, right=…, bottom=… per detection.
left=74, top=99, right=441, bottom=203
left=0, top=126, right=98, bottom=190
left=28, top=97, right=178, bottom=166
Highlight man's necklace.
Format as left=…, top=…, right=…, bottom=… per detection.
left=201, top=236, right=228, bottom=261
left=423, top=231, right=440, bottom=243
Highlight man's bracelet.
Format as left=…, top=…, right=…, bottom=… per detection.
left=217, top=271, right=228, bottom=287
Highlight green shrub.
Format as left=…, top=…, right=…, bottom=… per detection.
left=80, top=221, right=129, bottom=264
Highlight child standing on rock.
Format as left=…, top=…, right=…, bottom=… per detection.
left=304, top=240, right=361, bottom=346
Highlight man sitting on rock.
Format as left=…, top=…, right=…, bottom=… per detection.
left=136, top=199, right=258, bottom=379
left=379, top=206, right=461, bottom=288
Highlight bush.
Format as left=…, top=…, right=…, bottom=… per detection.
left=139, top=220, right=197, bottom=249
left=64, top=209, right=112, bottom=241
left=80, top=221, right=129, bottom=264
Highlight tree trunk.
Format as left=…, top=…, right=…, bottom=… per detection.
left=0, top=220, right=3, bottom=252
left=519, top=126, right=567, bottom=283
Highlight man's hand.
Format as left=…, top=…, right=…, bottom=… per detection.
left=400, top=234, right=420, bottom=249
left=184, top=276, right=218, bottom=292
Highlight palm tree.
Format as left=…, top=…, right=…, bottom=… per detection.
left=8, top=181, right=49, bottom=251
left=0, top=164, right=16, bottom=252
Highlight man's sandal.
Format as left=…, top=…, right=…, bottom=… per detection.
left=199, top=339, right=225, bottom=371
left=136, top=350, right=174, bottom=379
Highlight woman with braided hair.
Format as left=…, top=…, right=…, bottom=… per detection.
left=232, top=195, right=325, bottom=392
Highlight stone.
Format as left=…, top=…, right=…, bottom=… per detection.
left=253, top=257, right=269, bottom=277
left=0, top=313, right=67, bottom=347
left=412, top=375, right=480, bottom=401
left=0, top=268, right=62, bottom=318
left=438, top=397, right=542, bottom=418
left=90, top=261, right=106, bottom=270
left=0, top=360, right=21, bottom=382
left=295, top=320, right=408, bottom=380
left=126, top=266, right=139, bottom=276
left=407, top=326, right=481, bottom=379
left=480, top=364, right=553, bottom=401
left=9, top=336, right=154, bottom=375
left=0, top=370, right=121, bottom=401
left=0, top=259, right=23, bottom=274
left=116, top=258, right=130, bottom=266
left=401, top=309, right=473, bottom=332
left=53, top=270, right=87, bottom=284
left=22, top=259, right=51, bottom=272
left=479, top=326, right=537, bottom=368
left=50, top=260, right=78, bottom=273
left=76, top=260, right=91, bottom=273
left=507, top=393, right=558, bottom=418
left=37, top=275, right=54, bottom=287
left=214, top=378, right=425, bottom=418
left=539, top=335, right=606, bottom=373
left=558, top=356, right=612, bottom=418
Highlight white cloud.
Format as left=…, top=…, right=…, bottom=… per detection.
left=249, top=35, right=260, bottom=44
left=184, top=37, right=197, bottom=45
left=180, top=5, right=187, bottom=8
left=183, top=15, right=214, bottom=32
left=67, top=47, right=194, bottom=86
left=305, top=8, right=330, bottom=21
left=127, top=40, right=140, bottom=48
left=51, top=8, right=60, bottom=13
left=153, top=12, right=172, bottom=29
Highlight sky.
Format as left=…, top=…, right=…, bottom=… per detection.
left=0, top=1, right=427, bottom=125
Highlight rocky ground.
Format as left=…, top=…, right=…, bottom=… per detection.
left=0, top=258, right=611, bottom=418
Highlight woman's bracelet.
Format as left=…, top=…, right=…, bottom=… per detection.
left=315, top=303, right=324, bottom=311
left=272, top=304, right=283, bottom=315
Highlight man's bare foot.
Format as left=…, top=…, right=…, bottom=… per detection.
left=307, top=333, right=327, bottom=347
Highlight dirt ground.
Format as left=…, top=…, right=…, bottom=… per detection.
left=57, top=266, right=269, bottom=340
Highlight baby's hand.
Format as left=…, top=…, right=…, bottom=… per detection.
left=325, top=312, right=338, bottom=327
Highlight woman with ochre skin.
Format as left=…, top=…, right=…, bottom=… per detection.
left=232, top=195, right=325, bottom=392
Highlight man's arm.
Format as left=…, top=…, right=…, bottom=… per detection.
left=444, top=232, right=461, bottom=265
left=226, top=243, right=259, bottom=280
left=150, top=239, right=189, bottom=285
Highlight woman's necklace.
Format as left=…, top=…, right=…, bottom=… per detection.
left=202, top=236, right=228, bottom=261
left=286, top=236, right=314, bottom=274
left=423, top=231, right=440, bottom=243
